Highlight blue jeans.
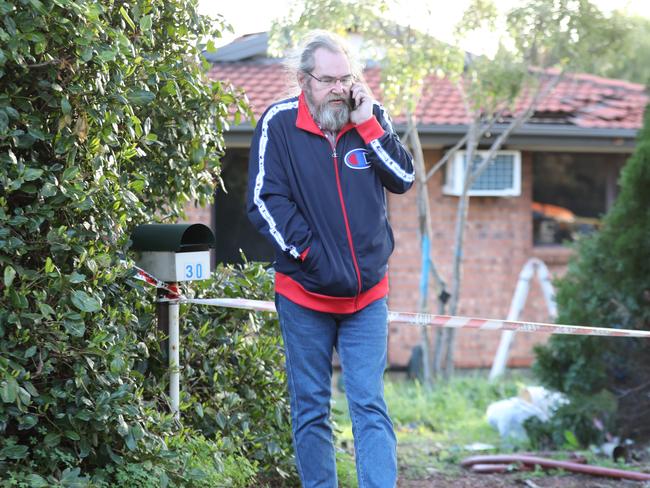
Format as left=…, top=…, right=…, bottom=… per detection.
left=276, top=294, right=397, bottom=488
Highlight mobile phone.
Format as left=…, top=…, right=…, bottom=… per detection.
left=349, top=92, right=356, bottom=110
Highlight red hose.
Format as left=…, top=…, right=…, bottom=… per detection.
left=461, top=454, right=650, bottom=481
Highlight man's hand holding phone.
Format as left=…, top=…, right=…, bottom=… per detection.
left=349, top=82, right=373, bottom=126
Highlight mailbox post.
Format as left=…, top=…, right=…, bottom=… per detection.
left=130, top=224, right=215, bottom=420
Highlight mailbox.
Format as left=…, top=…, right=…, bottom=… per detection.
left=130, top=223, right=215, bottom=282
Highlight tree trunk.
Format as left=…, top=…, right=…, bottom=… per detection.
left=409, top=112, right=433, bottom=384
left=444, top=122, right=479, bottom=378
left=406, top=111, right=448, bottom=383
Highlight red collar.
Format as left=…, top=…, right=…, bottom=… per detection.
left=296, top=92, right=355, bottom=140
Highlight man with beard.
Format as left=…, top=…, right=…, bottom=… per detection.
left=247, top=30, right=414, bottom=488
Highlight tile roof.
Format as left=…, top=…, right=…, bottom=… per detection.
left=209, top=61, right=648, bottom=130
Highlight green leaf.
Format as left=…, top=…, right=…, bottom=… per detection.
left=80, top=47, right=93, bottom=62
left=4, top=106, right=19, bottom=120
left=28, top=128, right=46, bottom=140
left=0, top=110, right=8, bottom=133
left=65, top=430, right=80, bottom=441
left=45, top=257, right=55, bottom=273
left=18, top=414, right=38, bottom=430
left=44, top=432, right=61, bottom=447
left=119, top=6, right=136, bottom=31
left=127, top=89, right=155, bottom=106
left=68, top=271, right=86, bottom=283
left=62, top=166, right=79, bottom=180
left=1, top=376, right=18, bottom=403
left=64, top=319, right=85, bottom=337
left=71, top=290, right=101, bottom=312
left=0, top=444, right=28, bottom=460
left=38, top=302, right=54, bottom=317
left=27, top=474, right=48, bottom=488
left=98, top=50, right=116, bottom=61
left=61, top=97, right=72, bottom=115
left=40, top=182, right=58, bottom=198
left=124, top=432, right=136, bottom=450
left=215, top=411, right=227, bottom=429
left=4, top=265, right=16, bottom=287
left=563, top=429, right=579, bottom=449
left=159, top=472, right=169, bottom=488
left=110, top=356, right=125, bottom=374
left=23, top=167, right=44, bottom=181
left=140, top=15, right=152, bottom=31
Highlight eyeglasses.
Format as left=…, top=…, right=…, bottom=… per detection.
left=305, top=71, right=354, bottom=88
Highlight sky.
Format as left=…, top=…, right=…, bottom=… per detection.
left=200, top=0, right=650, bottom=56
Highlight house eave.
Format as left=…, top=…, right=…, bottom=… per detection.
left=414, top=123, right=639, bottom=153
left=223, top=122, right=639, bottom=153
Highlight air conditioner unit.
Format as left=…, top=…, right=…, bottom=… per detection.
left=443, top=150, right=521, bottom=197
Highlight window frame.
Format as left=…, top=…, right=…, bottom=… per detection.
left=443, top=149, right=522, bottom=197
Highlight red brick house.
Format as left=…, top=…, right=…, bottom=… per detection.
left=187, top=33, right=648, bottom=369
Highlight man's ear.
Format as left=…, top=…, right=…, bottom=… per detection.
left=297, top=72, right=307, bottom=91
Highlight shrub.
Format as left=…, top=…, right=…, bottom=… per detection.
left=177, top=263, right=295, bottom=483
left=0, top=0, right=295, bottom=484
left=531, top=105, right=650, bottom=446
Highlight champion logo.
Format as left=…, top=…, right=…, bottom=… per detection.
left=344, top=148, right=371, bottom=170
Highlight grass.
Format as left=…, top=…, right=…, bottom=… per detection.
left=331, top=370, right=529, bottom=486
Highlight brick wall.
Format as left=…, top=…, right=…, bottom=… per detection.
left=181, top=201, right=213, bottom=228
left=387, top=149, right=571, bottom=369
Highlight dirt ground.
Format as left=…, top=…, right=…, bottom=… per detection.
left=398, top=472, right=650, bottom=487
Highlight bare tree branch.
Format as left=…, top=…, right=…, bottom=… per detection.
left=22, top=59, right=61, bottom=68
left=425, top=133, right=468, bottom=181
left=467, top=71, right=565, bottom=188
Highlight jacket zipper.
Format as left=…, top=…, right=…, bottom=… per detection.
left=328, top=142, right=362, bottom=296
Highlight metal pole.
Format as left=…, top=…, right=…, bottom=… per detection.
left=169, top=299, right=180, bottom=420
left=157, top=283, right=180, bottom=420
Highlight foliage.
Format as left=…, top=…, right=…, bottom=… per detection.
left=0, top=0, right=293, bottom=484
left=569, top=12, right=650, bottom=86
left=174, top=263, right=296, bottom=483
left=532, top=106, right=650, bottom=446
left=524, top=390, right=617, bottom=449
left=506, top=0, right=626, bottom=69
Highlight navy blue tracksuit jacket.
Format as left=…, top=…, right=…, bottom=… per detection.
left=247, top=92, right=414, bottom=313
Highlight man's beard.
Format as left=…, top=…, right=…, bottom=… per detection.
left=305, top=89, right=351, bottom=132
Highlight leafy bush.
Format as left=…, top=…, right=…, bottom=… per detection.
left=532, top=105, right=650, bottom=446
left=0, top=0, right=294, bottom=484
left=177, top=263, right=295, bottom=483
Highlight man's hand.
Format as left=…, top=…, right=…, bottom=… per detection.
left=349, top=83, right=373, bottom=125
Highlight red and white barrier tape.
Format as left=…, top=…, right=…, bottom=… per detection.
left=129, top=266, right=650, bottom=338
left=132, top=265, right=181, bottom=299
left=181, top=297, right=650, bottom=338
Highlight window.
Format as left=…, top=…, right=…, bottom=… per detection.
left=443, top=150, right=521, bottom=197
left=532, top=152, right=625, bottom=246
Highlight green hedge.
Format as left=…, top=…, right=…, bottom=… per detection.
left=0, top=0, right=295, bottom=485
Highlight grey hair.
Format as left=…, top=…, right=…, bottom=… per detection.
left=280, top=30, right=362, bottom=98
